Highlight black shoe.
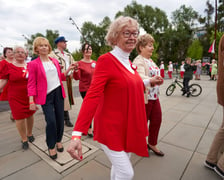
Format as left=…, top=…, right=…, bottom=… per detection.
left=186, top=93, right=190, bottom=98
left=182, top=92, right=186, bottom=96
left=88, top=133, right=94, bottom=138
left=65, top=120, right=73, bottom=127
left=147, top=145, right=164, bottom=157
left=56, top=144, right=64, bottom=152
left=22, top=141, right=29, bottom=150
left=64, top=111, right=70, bottom=121
left=27, top=135, right=35, bottom=143
left=214, top=166, right=224, bottom=178
left=48, top=149, right=57, bottom=160
left=204, top=160, right=216, bottom=170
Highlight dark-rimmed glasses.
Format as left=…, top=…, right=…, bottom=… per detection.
left=122, top=31, right=139, bottom=38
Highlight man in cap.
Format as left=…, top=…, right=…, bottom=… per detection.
left=49, top=36, right=75, bottom=127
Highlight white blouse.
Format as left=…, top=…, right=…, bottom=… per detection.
left=42, top=61, right=60, bottom=94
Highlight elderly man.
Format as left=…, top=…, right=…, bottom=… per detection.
left=49, top=36, right=75, bottom=127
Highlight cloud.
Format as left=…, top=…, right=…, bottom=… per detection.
left=0, top=0, right=207, bottom=53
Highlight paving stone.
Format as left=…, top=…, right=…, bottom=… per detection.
left=62, top=160, right=110, bottom=180
left=162, top=123, right=204, bottom=151
left=134, top=142, right=192, bottom=180
left=181, top=152, right=220, bottom=180
left=0, top=150, right=40, bottom=179
left=2, top=161, right=62, bottom=180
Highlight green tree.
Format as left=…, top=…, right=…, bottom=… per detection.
left=170, top=5, right=199, bottom=62
left=80, top=16, right=111, bottom=59
left=187, top=39, right=203, bottom=59
left=115, top=1, right=169, bottom=36
left=26, top=30, right=59, bottom=56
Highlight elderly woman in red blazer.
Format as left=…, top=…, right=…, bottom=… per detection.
left=67, top=16, right=163, bottom=179
left=28, top=37, right=74, bottom=160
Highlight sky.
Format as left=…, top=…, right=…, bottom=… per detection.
left=0, top=0, right=212, bottom=54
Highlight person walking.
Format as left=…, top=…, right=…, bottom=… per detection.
left=73, top=43, right=96, bottom=137
left=211, top=59, right=218, bottom=81
left=180, top=61, right=185, bottom=79
left=67, top=16, right=163, bottom=180
left=168, top=61, right=173, bottom=79
left=28, top=37, right=75, bottom=160
left=0, top=46, right=35, bottom=150
left=0, top=47, right=15, bottom=121
left=133, top=33, right=164, bottom=157
left=159, top=61, right=165, bottom=78
left=49, top=36, right=75, bottom=127
left=204, top=34, right=224, bottom=179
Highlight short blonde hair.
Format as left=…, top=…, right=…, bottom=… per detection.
left=33, top=37, right=52, bottom=55
left=136, top=34, right=154, bottom=54
left=105, top=16, right=139, bottom=47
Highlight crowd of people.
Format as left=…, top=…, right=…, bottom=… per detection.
left=0, top=16, right=223, bottom=179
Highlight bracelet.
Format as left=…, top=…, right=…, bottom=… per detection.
left=29, top=102, right=35, bottom=104
left=71, top=135, right=81, bottom=141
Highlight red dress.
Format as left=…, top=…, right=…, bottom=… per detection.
left=74, top=53, right=149, bottom=157
left=0, top=60, right=10, bottom=100
left=1, top=63, right=35, bottom=120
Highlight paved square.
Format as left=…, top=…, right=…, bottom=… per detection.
left=29, top=132, right=98, bottom=173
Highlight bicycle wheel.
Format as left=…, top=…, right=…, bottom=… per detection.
left=166, top=84, right=176, bottom=96
left=189, top=84, right=202, bottom=97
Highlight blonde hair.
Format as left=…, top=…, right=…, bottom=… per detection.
left=33, top=37, right=52, bottom=55
left=105, top=16, right=139, bottom=47
left=136, top=34, right=154, bottom=54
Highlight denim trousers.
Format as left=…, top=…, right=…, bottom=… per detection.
left=207, top=107, right=224, bottom=171
left=41, top=86, right=64, bottom=149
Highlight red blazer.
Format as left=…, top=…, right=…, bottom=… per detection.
left=73, top=53, right=149, bottom=157
left=27, top=57, right=66, bottom=105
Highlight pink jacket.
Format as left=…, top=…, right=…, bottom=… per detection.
left=27, top=57, right=66, bottom=105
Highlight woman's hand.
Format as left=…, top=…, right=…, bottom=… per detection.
left=29, top=102, right=38, bottom=111
left=67, top=139, right=83, bottom=161
left=65, top=63, right=77, bottom=76
left=150, top=75, right=164, bottom=87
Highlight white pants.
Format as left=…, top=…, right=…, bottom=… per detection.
left=101, top=144, right=134, bottom=180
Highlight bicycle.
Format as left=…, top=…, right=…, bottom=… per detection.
left=166, top=76, right=202, bottom=97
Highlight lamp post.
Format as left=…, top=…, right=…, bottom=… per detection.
left=22, top=34, right=32, bottom=57
left=213, top=0, right=218, bottom=59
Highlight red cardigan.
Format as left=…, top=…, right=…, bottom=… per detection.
left=73, top=60, right=96, bottom=92
left=73, top=53, right=149, bottom=157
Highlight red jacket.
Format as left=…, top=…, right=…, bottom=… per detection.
left=27, top=57, right=66, bottom=105
left=73, top=53, right=149, bottom=157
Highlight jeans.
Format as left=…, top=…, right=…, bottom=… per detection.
left=41, top=86, right=64, bottom=149
left=183, top=77, right=190, bottom=93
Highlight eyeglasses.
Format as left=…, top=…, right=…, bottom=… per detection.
left=15, top=51, right=26, bottom=55
left=122, top=31, right=139, bottom=38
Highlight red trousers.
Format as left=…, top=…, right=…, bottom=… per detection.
left=180, top=71, right=184, bottom=79
left=160, top=69, right=164, bottom=78
left=168, top=71, right=172, bottom=79
left=145, top=99, right=162, bottom=146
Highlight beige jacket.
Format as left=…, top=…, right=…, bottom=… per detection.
left=217, top=35, right=224, bottom=106
left=49, top=49, right=75, bottom=110
left=133, top=55, right=149, bottom=104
